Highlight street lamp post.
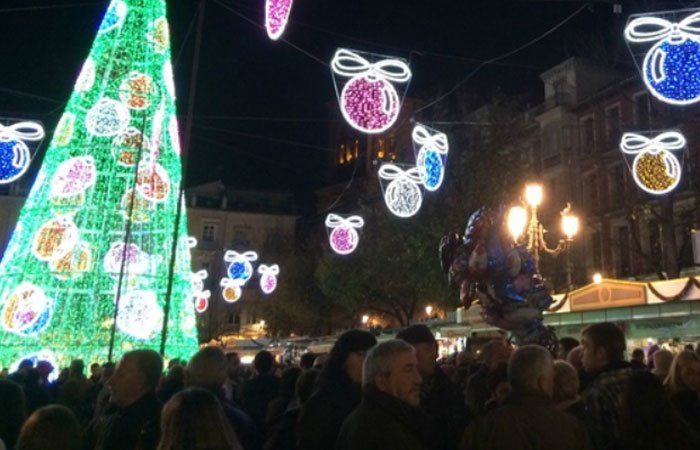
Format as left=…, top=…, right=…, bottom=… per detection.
left=508, top=183, right=579, bottom=289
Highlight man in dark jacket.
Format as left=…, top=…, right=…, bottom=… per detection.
left=85, top=349, right=163, bottom=450
left=464, top=340, right=508, bottom=417
left=580, top=323, right=634, bottom=450
left=238, top=351, right=280, bottom=431
left=397, top=325, right=468, bottom=450
left=461, top=345, right=592, bottom=450
left=336, top=339, right=428, bottom=450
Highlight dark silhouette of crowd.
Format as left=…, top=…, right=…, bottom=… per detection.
left=1, top=322, right=699, bottom=450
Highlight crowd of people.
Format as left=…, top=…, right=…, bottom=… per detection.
left=1, top=322, right=699, bottom=450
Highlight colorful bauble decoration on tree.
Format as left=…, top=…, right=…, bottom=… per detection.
left=103, top=241, right=150, bottom=276
left=112, top=127, right=149, bottom=167
left=148, top=16, right=170, bottom=54
left=620, top=131, right=685, bottom=195
left=119, top=72, right=155, bottom=110
left=85, top=98, right=131, bottom=137
left=31, top=215, right=79, bottom=263
left=625, top=12, right=700, bottom=105
left=50, top=156, right=97, bottom=198
left=220, top=278, right=243, bottom=303
left=331, top=49, right=412, bottom=134
left=136, top=161, right=170, bottom=202
left=0, top=121, right=45, bottom=185
left=224, top=251, right=258, bottom=285
left=378, top=164, right=425, bottom=218
left=265, top=0, right=294, bottom=40
left=54, top=113, right=76, bottom=147
left=75, top=58, right=96, bottom=93
left=49, top=241, right=93, bottom=280
left=1, top=283, right=54, bottom=337
left=325, top=214, right=364, bottom=255
left=439, top=206, right=557, bottom=351
left=412, top=124, right=449, bottom=192
left=258, top=264, right=279, bottom=295
left=115, top=290, right=163, bottom=340
left=99, top=0, right=128, bottom=34
left=120, top=189, right=152, bottom=223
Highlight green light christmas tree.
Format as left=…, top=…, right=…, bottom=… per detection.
left=0, top=0, right=199, bottom=368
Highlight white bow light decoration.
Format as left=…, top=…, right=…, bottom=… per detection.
left=378, top=164, right=425, bottom=218
left=0, top=121, right=45, bottom=185
left=412, top=124, right=449, bottom=192
left=625, top=12, right=700, bottom=105
left=265, top=0, right=294, bottom=41
left=258, top=264, right=280, bottom=295
left=331, top=49, right=412, bottom=134
left=619, top=131, right=685, bottom=195
left=325, top=214, right=365, bottom=255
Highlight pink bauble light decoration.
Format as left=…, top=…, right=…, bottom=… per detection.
left=325, top=214, right=365, bottom=255
left=50, top=156, right=97, bottom=198
left=331, top=49, right=412, bottom=134
left=265, top=0, right=294, bottom=40
left=258, top=264, right=280, bottom=295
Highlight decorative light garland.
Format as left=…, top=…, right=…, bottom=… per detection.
left=620, top=131, right=685, bottom=195
left=331, top=49, right=412, bottom=134
left=265, top=0, right=294, bottom=41
left=412, top=124, right=449, bottom=192
left=0, top=121, right=45, bottom=185
left=224, top=250, right=258, bottom=285
left=258, top=264, right=279, bottom=294
left=625, top=12, right=700, bottom=105
left=378, top=164, right=425, bottom=218
left=325, top=214, right=364, bottom=255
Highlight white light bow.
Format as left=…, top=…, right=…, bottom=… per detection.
left=324, top=214, right=365, bottom=229
left=620, top=131, right=686, bottom=155
left=257, top=264, right=280, bottom=276
left=411, top=125, right=449, bottom=155
left=0, top=121, right=45, bottom=142
left=624, top=12, right=700, bottom=43
left=331, top=49, right=412, bottom=82
left=378, top=164, right=425, bottom=184
left=223, top=250, right=259, bottom=263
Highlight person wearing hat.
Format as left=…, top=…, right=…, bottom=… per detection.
left=297, top=329, right=377, bottom=450
left=397, top=325, right=468, bottom=450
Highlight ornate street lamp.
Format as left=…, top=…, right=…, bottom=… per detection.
left=508, top=183, right=579, bottom=289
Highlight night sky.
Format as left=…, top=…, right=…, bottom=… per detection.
left=0, top=0, right=692, bottom=198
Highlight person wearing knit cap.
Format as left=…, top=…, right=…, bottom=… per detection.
left=397, top=325, right=468, bottom=450
left=297, top=330, right=377, bottom=450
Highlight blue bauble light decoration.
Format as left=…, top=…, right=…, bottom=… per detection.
left=227, top=260, right=253, bottom=283
left=417, top=147, right=445, bottom=192
left=644, top=38, right=700, bottom=105
left=0, top=140, right=31, bottom=184
left=99, top=0, right=127, bottom=34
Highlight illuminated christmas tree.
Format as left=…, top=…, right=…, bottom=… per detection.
left=0, top=0, right=199, bottom=367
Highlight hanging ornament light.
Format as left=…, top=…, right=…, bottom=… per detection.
left=220, top=278, right=243, bottom=303
left=412, top=124, right=449, bottom=192
left=0, top=121, right=45, bottom=185
left=265, top=0, right=294, bottom=41
left=378, top=164, right=425, bottom=218
left=258, top=264, right=280, bottom=295
left=331, top=49, right=412, bottom=134
left=625, top=11, right=700, bottom=105
left=620, top=131, right=685, bottom=195
left=325, top=214, right=365, bottom=255
left=224, top=251, right=258, bottom=285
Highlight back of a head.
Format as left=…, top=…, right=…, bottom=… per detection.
left=653, top=349, right=673, bottom=374
left=631, top=348, right=645, bottom=361
left=319, top=330, right=377, bottom=389
left=295, top=369, right=320, bottom=404
left=396, top=325, right=436, bottom=346
left=69, top=359, right=84, bottom=376
left=362, top=339, right=414, bottom=387
left=254, top=351, right=275, bottom=375
left=159, top=387, right=241, bottom=450
left=558, top=337, right=579, bottom=357
left=0, top=380, right=26, bottom=450
left=582, top=323, right=626, bottom=363
left=553, top=360, right=580, bottom=403
left=508, top=345, right=553, bottom=393
left=102, top=362, right=116, bottom=379
left=16, top=405, right=81, bottom=450
left=124, top=349, right=164, bottom=391
left=186, top=346, right=228, bottom=390
left=279, top=367, right=302, bottom=396
left=18, top=359, right=33, bottom=371
left=299, top=352, right=316, bottom=370
left=481, top=340, right=507, bottom=367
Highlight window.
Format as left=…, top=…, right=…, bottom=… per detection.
left=617, top=226, right=631, bottom=277
left=580, top=116, right=595, bottom=154
left=608, top=165, right=625, bottom=209
left=583, top=173, right=599, bottom=212
left=231, top=228, right=250, bottom=249
left=202, top=222, right=218, bottom=242
left=591, top=232, right=602, bottom=270
left=605, top=105, right=621, bottom=150
left=633, top=93, right=651, bottom=129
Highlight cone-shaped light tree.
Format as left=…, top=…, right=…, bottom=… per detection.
left=0, top=0, right=199, bottom=367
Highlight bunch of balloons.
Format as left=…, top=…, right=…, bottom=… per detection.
left=440, top=206, right=558, bottom=350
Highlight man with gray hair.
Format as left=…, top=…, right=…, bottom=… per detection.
left=336, top=339, right=428, bottom=450
left=461, top=345, right=592, bottom=450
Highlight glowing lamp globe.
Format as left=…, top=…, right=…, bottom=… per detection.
left=561, top=214, right=580, bottom=240
left=525, top=184, right=543, bottom=207
left=507, top=206, right=527, bottom=242
left=331, top=49, right=412, bottom=134
left=625, top=12, right=700, bottom=105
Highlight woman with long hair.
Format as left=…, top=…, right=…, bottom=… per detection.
left=158, top=388, right=243, bottom=450
left=665, top=350, right=700, bottom=433
left=297, top=329, right=377, bottom=450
